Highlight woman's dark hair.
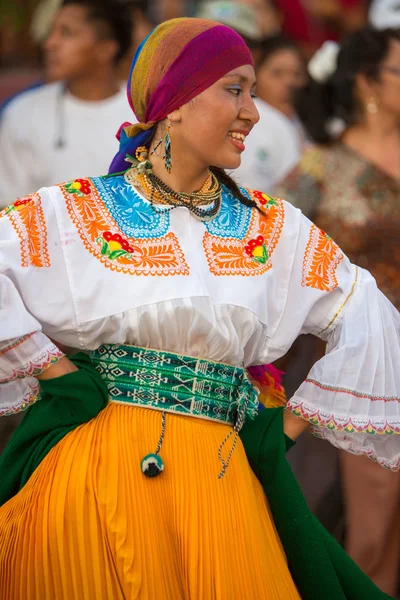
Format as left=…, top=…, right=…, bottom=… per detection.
left=296, top=27, right=400, bottom=144
left=62, top=0, right=134, bottom=62
left=256, top=35, right=305, bottom=70
left=210, top=167, right=265, bottom=214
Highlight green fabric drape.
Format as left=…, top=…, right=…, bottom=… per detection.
left=0, top=353, right=108, bottom=506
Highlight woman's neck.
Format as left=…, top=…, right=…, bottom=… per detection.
left=342, top=115, right=400, bottom=180
left=149, top=149, right=210, bottom=193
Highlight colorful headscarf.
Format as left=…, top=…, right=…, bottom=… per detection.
left=109, top=17, right=254, bottom=173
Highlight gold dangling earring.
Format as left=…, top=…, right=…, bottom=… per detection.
left=366, top=96, right=379, bottom=114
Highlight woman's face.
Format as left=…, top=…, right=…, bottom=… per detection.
left=375, top=39, right=400, bottom=119
left=172, top=65, right=259, bottom=170
left=256, top=49, right=306, bottom=117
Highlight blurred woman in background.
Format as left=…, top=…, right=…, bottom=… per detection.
left=233, top=34, right=306, bottom=192
left=255, top=35, right=308, bottom=145
left=276, top=27, right=400, bottom=596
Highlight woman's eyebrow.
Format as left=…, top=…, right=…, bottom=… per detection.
left=222, top=73, right=257, bottom=87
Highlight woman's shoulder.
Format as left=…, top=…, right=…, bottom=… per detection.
left=237, top=186, right=299, bottom=220
left=48, top=173, right=128, bottom=214
left=297, top=142, right=362, bottom=179
left=233, top=186, right=305, bottom=255
left=0, top=184, right=62, bottom=270
left=0, top=174, right=108, bottom=260
left=0, top=184, right=57, bottom=225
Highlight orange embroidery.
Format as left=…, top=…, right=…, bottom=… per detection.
left=61, top=178, right=190, bottom=276
left=302, top=225, right=343, bottom=291
left=204, top=193, right=285, bottom=276
left=0, top=193, right=50, bottom=267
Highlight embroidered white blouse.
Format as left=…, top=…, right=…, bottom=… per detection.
left=1, top=174, right=399, bottom=469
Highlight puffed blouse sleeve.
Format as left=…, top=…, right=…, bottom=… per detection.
left=270, top=200, right=400, bottom=471
left=0, top=191, right=65, bottom=416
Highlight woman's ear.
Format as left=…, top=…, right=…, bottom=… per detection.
left=354, top=72, right=380, bottom=104
left=168, top=108, right=182, bottom=124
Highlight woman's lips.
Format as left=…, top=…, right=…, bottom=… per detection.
left=228, top=137, right=245, bottom=151
left=228, top=131, right=247, bottom=152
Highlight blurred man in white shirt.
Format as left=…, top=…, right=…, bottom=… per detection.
left=0, top=0, right=136, bottom=208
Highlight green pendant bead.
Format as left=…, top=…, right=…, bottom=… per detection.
left=141, top=453, right=164, bottom=478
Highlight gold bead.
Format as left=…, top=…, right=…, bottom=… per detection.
left=135, top=146, right=149, bottom=162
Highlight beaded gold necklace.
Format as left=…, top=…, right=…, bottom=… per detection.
left=124, top=146, right=222, bottom=222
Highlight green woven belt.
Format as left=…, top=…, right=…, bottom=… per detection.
left=91, top=344, right=259, bottom=426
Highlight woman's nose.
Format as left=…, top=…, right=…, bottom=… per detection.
left=241, top=95, right=260, bottom=125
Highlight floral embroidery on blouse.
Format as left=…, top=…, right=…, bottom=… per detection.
left=61, top=177, right=190, bottom=276
left=203, top=190, right=285, bottom=276
left=94, top=175, right=171, bottom=239
left=251, top=190, right=273, bottom=206
left=64, top=178, right=91, bottom=196
left=0, top=193, right=50, bottom=268
left=302, top=224, right=343, bottom=292
left=0, top=382, right=39, bottom=418
left=244, top=235, right=268, bottom=264
left=97, top=231, right=135, bottom=261
left=205, top=187, right=252, bottom=239
left=276, top=142, right=400, bottom=308
left=289, top=397, right=400, bottom=436
left=0, top=333, right=35, bottom=355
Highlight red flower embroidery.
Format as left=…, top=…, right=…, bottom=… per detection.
left=97, top=231, right=134, bottom=260
left=64, top=178, right=91, bottom=196
left=14, top=198, right=33, bottom=207
left=244, top=235, right=269, bottom=264
left=251, top=191, right=271, bottom=206
left=4, top=197, right=35, bottom=214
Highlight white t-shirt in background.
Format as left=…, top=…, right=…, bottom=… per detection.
left=0, top=82, right=135, bottom=207
left=233, top=98, right=301, bottom=194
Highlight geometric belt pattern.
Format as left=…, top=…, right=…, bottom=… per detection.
left=91, top=344, right=259, bottom=426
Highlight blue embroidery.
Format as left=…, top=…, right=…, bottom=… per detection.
left=92, top=175, right=170, bottom=239
left=90, top=178, right=252, bottom=241
left=206, top=185, right=252, bottom=240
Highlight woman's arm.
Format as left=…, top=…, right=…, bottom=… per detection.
left=0, top=189, right=73, bottom=415
left=267, top=200, right=400, bottom=470
left=36, top=356, right=78, bottom=380
left=283, top=409, right=311, bottom=441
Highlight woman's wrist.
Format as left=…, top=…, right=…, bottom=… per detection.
left=36, top=356, right=78, bottom=381
left=283, top=409, right=311, bottom=441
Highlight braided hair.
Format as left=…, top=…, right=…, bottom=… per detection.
left=210, top=167, right=265, bottom=215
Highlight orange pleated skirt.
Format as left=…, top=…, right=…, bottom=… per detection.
left=0, top=403, right=300, bottom=599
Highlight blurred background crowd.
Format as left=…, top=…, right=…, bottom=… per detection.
left=0, top=0, right=399, bottom=596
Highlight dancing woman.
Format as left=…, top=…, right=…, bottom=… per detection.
left=0, top=18, right=398, bottom=599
